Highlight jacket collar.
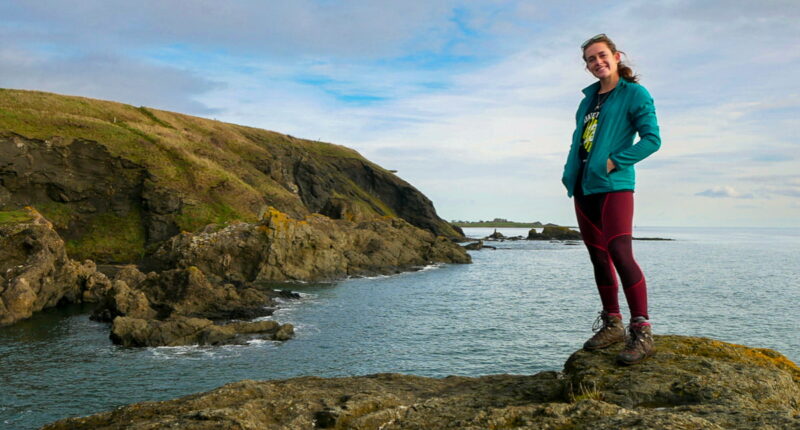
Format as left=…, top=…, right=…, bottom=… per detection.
left=582, top=77, right=629, bottom=96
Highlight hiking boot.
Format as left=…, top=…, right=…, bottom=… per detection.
left=583, top=311, right=625, bottom=350
left=616, top=318, right=656, bottom=365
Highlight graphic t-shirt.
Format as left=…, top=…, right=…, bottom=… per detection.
left=574, top=89, right=613, bottom=196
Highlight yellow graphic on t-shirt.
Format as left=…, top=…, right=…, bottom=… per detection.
left=582, top=116, right=598, bottom=153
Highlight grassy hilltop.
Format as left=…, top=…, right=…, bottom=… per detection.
left=0, top=89, right=458, bottom=262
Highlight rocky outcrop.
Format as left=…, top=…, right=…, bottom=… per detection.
left=464, top=240, right=496, bottom=250
left=42, top=336, right=800, bottom=429
left=487, top=229, right=505, bottom=240
left=89, top=265, right=295, bottom=347
left=90, top=206, right=469, bottom=345
left=528, top=225, right=581, bottom=241
left=148, top=207, right=470, bottom=283
left=0, top=207, right=111, bottom=326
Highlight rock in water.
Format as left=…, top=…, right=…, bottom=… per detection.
left=109, top=316, right=294, bottom=347
left=0, top=207, right=111, bottom=326
left=527, top=225, right=581, bottom=240
left=41, top=336, right=800, bottom=429
left=88, top=265, right=298, bottom=347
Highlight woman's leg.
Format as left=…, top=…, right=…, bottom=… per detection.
left=575, top=192, right=626, bottom=350
left=574, top=193, right=620, bottom=315
left=599, top=191, right=654, bottom=364
left=600, top=191, right=648, bottom=319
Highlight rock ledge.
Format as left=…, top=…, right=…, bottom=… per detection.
left=43, top=335, right=800, bottom=429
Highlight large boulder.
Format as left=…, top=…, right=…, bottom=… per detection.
left=0, top=207, right=111, bottom=326
left=42, top=336, right=800, bottom=429
left=148, top=207, right=471, bottom=283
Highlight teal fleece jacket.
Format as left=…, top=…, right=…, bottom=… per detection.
left=562, top=78, right=661, bottom=197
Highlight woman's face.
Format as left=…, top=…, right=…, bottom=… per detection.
left=583, top=42, right=621, bottom=80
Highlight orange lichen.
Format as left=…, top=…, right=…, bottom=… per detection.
left=662, top=336, right=800, bottom=384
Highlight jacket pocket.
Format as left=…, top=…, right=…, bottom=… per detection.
left=586, top=149, right=612, bottom=189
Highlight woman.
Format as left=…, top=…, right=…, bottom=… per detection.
left=561, top=34, right=661, bottom=365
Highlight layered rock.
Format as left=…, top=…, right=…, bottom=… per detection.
left=0, top=207, right=111, bottom=326
left=42, top=336, right=800, bottom=429
left=148, top=207, right=471, bottom=283
left=527, top=225, right=581, bottom=241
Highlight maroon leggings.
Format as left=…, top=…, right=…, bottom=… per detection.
left=574, top=191, right=648, bottom=319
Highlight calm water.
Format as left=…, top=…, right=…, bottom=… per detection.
left=1, top=226, right=798, bottom=429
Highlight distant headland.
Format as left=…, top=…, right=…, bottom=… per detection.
left=452, top=218, right=566, bottom=228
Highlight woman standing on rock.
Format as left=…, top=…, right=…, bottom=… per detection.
left=561, top=34, right=661, bottom=365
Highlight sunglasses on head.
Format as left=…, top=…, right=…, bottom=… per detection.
left=581, top=33, right=608, bottom=49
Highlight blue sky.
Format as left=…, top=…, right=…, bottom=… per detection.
left=2, top=0, right=798, bottom=226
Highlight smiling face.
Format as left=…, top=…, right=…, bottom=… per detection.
left=583, top=42, right=621, bottom=80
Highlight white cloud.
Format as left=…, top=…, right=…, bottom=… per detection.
left=696, top=186, right=754, bottom=199
left=1, top=0, right=799, bottom=226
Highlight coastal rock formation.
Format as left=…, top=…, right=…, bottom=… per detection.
left=41, top=336, right=800, bottom=429
left=148, top=207, right=471, bottom=283
left=0, top=207, right=110, bottom=326
left=527, top=225, right=581, bottom=241
left=0, top=89, right=471, bottom=335
left=464, top=240, right=497, bottom=251
left=109, top=316, right=294, bottom=347
left=90, top=265, right=297, bottom=347
left=1, top=89, right=462, bottom=263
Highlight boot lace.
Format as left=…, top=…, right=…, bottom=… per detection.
left=624, top=323, right=649, bottom=349
left=591, top=311, right=606, bottom=333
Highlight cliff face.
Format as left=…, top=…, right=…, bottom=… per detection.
left=0, top=89, right=460, bottom=263
left=42, top=336, right=800, bottom=429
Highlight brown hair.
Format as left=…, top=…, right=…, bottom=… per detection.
left=582, top=35, right=639, bottom=83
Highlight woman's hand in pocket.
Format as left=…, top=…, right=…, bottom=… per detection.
left=606, top=158, right=616, bottom=173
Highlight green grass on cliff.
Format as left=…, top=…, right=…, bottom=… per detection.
left=66, top=209, right=147, bottom=262
left=0, top=88, right=365, bottom=231
left=0, top=209, right=33, bottom=225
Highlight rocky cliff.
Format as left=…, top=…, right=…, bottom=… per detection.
left=0, top=88, right=461, bottom=263
left=0, top=207, right=110, bottom=326
left=0, top=88, right=471, bottom=332
left=42, top=336, right=800, bottom=429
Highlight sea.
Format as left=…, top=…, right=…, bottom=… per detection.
left=1, top=226, right=798, bottom=429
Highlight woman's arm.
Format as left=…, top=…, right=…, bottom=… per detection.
left=609, top=86, right=661, bottom=170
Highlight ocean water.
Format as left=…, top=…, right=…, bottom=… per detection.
left=1, top=226, right=798, bottom=429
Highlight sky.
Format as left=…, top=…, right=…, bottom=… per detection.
left=1, top=0, right=798, bottom=227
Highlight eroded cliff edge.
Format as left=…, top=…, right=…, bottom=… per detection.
left=42, top=336, right=800, bottom=429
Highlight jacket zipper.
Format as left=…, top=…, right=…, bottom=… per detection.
left=581, top=89, right=616, bottom=192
